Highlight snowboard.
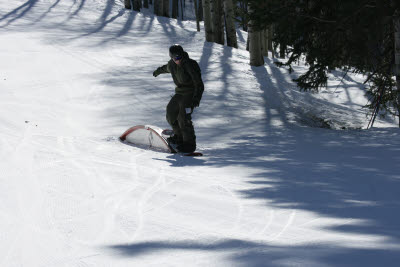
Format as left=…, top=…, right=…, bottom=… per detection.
left=161, top=129, right=203, bottom=157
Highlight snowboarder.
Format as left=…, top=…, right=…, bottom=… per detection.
left=153, top=44, right=204, bottom=153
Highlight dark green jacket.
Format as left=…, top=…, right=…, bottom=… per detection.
left=155, top=52, right=204, bottom=101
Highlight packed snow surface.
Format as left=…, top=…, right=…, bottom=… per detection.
left=1, top=1, right=400, bottom=266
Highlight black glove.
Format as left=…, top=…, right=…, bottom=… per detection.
left=192, top=97, right=200, bottom=108
left=153, top=70, right=159, bottom=77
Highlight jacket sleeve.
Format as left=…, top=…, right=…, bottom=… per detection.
left=154, top=62, right=171, bottom=76
left=185, top=61, right=204, bottom=101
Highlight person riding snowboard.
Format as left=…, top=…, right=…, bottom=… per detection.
left=153, top=44, right=204, bottom=153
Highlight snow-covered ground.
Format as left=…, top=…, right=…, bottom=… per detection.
left=1, top=1, right=400, bottom=266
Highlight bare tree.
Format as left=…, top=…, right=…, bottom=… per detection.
left=224, top=0, right=237, bottom=48
left=203, top=0, right=213, bottom=42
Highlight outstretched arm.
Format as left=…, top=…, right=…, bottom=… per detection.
left=153, top=63, right=171, bottom=77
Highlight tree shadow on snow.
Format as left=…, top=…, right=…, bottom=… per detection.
left=193, top=57, right=400, bottom=265
left=91, top=36, right=400, bottom=266
left=198, top=126, right=400, bottom=265
left=141, top=53, right=400, bottom=265
left=119, top=125, right=400, bottom=265
left=0, top=0, right=39, bottom=28
left=107, top=237, right=400, bottom=266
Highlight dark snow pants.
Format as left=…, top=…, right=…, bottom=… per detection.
left=166, top=93, right=196, bottom=147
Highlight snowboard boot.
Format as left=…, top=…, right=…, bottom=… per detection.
left=176, top=142, right=196, bottom=153
left=167, top=134, right=183, bottom=146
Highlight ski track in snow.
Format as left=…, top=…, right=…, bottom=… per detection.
left=1, top=0, right=400, bottom=266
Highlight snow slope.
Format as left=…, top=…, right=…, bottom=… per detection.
left=1, top=0, right=400, bottom=266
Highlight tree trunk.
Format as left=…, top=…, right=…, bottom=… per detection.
left=279, top=43, right=286, bottom=58
left=248, top=4, right=264, bottom=66
left=163, top=0, right=169, bottom=17
left=172, top=0, right=179, bottom=18
left=125, top=0, right=141, bottom=11
left=181, top=0, right=185, bottom=20
left=249, top=30, right=264, bottom=66
left=159, top=0, right=164, bottom=16
left=224, top=0, right=237, bottom=48
left=198, top=0, right=203, bottom=21
left=268, top=26, right=274, bottom=57
left=203, top=0, right=213, bottom=42
left=194, top=0, right=200, bottom=31
left=240, top=0, right=248, bottom=31
left=144, top=0, right=149, bottom=8
left=133, top=0, right=141, bottom=11
left=212, top=0, right=224, bottom=45
left=124, top=0, right=132, bottom=9
left=154, top=0, right=160, bottom=15
left=261, top=29, right=268, bottom=57
left=394, top=10, right=400, bottom=127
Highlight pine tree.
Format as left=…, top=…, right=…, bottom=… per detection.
left=248, top=0, right=400, bottom=124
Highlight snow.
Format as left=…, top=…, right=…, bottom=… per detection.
left=1, top=0, right=400, bottom=266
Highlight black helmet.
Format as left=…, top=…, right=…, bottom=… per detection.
left=169, top=44, right=184, bottom=59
